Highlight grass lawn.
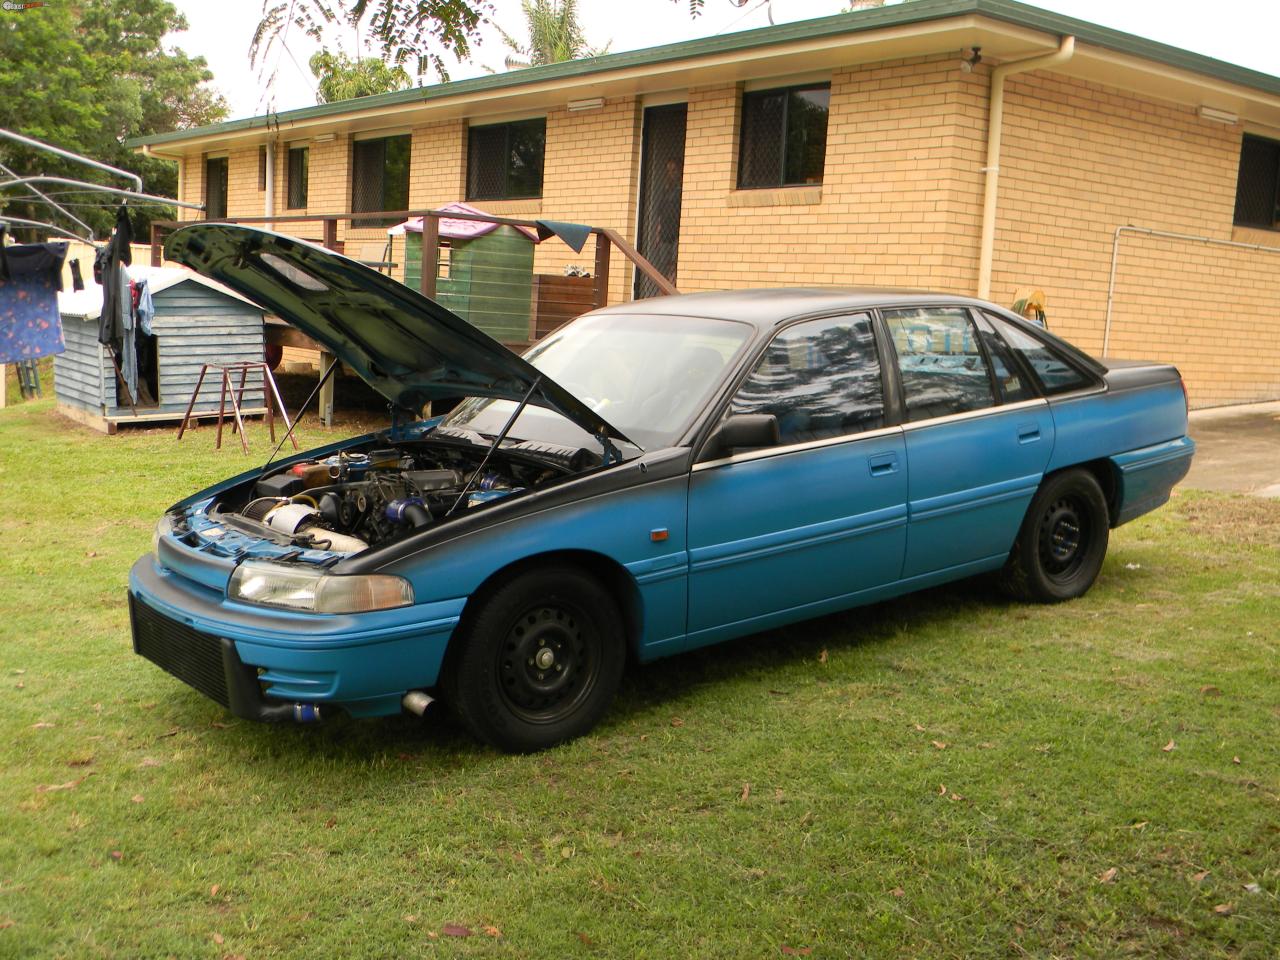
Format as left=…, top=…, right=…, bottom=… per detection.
left=2, top=372, right=1278, bottom=958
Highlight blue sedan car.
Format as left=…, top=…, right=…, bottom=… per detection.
left=130, top=225, right=1195, bottom=752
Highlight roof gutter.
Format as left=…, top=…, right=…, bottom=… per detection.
left=977, top=34, right=1075, bottom=301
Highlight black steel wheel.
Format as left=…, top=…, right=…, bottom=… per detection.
left=442, top=565, right=625, bottom=753
left=497, top=603, right=598, bottom=723
left=1001, top=468, right=1110, bottom=603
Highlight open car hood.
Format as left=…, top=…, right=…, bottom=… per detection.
left=164, top=224, right=633, bottom=446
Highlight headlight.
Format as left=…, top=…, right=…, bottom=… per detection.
left=228, top=560, right=413, bottom=613
left=153, top=515, right=174, bottom=555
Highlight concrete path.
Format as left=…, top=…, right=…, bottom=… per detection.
left=1186, top=401, right=1280, bottom=497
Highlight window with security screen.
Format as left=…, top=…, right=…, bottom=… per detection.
left=1234, top=134, right=1280, bottom=229
left=467, top=119, right=546, bottom=200
left=351, top=135, right=411, bottom=227
left=287, top=146, right=309, bottom=209
left=737, top=83, right=830, bottom=189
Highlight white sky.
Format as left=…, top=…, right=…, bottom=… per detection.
left=171, top=0, right=1280, bottom=120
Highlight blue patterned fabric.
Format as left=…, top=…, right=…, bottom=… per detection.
left=0, top=242, right=68, bottom=364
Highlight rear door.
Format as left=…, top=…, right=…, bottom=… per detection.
left=686, top=313, right=907, bottom=645
left=880, top=306, right=1054, bottom=580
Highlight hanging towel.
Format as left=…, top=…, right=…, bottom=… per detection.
left=0, top=241, right=69, bottom=364
left=118, top=263, right=138, bottom=402
left=70, top=258, right=84, bottom=292
left=535, top=220, right=593, bottom=254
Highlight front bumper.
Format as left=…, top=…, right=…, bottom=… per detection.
left=128, top=554, right=466, bottom=719
left=130, top=592, right=317, bottom=722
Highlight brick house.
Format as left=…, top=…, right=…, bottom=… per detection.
left=129, top=0, right=1280, bottom=408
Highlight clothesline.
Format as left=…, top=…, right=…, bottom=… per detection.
left=0, top=126, right=204, bottom=409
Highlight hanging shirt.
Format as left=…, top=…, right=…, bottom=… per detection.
left=0, top=241, right=69, bottom=364
left=135, top=278, right=155, bottom=336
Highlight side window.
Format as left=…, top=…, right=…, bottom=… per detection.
left=974, top=315, right=1036, bottom=403
left=883, top=307, right=995, bottom=421
left=982, top=311, right=1093, bottom=395
left=730, top=313, right=884, bottom=444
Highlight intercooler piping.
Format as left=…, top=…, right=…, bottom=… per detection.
left=255, top=701, right=323, bottom=723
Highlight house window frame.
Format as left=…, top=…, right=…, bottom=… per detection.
left=287, top=144, right=309, bottom=210
left=350, top=132, right=412, bottom=227
left=1233, top=132, right=1280, bottom=230
left=736, top=81, right=832, bottom=191
left=257, top=146, right=267, bottom=192
left=466, top=117, right=548, bottom=201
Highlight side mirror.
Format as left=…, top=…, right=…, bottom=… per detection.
left=701, top=414, right=781, bottom=461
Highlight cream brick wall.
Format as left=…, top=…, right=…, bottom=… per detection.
left=169, top=53, right=1279, bottom=405
left=990, top=70, right=1280, bottom=407
left=538, top=97, right=642, bottom=306
left=676, top=55, right=986, bottom=294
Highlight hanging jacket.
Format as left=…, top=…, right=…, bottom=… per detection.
left=96, top=205, right=134, bottom=349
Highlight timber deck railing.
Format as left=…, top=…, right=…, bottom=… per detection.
left=149, top=209, right=678, bottom=425
left=150, top=208, right=677, bottom=345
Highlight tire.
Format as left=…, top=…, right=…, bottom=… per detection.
left=441, top=565, right=626, bottom=753
left=1000, top=468, right=1110, bottom=603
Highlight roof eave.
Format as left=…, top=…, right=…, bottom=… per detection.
left=127, top=0, right=1280, bottom=159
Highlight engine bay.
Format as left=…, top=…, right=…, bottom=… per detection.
left=199, top=433, right=601, bottom=557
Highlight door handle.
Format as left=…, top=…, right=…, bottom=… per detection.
left=868, top=452, right=899, bottom=476
left=1017, top=423, right=1041, bottom=444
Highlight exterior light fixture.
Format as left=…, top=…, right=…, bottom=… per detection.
left=960, top=46, right=982, bottom=73
left=1198, top=105, right=1238, bottom=124
left=567, top=97, right=605, bottom=112
left=312, top=133, right=337, bottom=143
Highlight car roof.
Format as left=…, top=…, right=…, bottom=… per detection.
left=590, top=287, right=994, bottom=330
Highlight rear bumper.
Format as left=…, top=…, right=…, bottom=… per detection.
left=128, top=554, right=465, bottom=718
left=1111, top=435, right=1195, bottom=526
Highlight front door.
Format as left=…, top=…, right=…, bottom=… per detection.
left=686, top=314, right=908, bottom=648
left=634, top=103, right=687, bottom=299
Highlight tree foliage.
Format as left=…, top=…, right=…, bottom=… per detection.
left=497, top=0, right=609, bottom=71
left=0, top=0, right=226, bottom=239
left=252, top=0, right=493, bottom=84
left=254, top=0, right=712, bottom=85
left=309, top=50, right=413, bottom=102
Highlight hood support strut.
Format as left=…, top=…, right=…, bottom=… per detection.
left=262, top=356, right=341, bottom=470
left=446, top=375, right=544, bottom=517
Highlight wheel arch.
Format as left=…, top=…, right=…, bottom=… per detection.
left=1049, top=458, right=1120, bottom=526
left=448, top=549, right=645, bottom=665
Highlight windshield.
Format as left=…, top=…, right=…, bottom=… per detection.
left=441, top=313, right=753, bottom=452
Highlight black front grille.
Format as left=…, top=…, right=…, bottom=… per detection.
left=129, top=593, right=229, bottom=707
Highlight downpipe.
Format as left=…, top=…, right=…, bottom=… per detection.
left=977, top=35, right=1076, bottom=300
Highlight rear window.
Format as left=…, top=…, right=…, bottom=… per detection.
left=983, top=312, right=1095, bottom=395
left=883, top=307, right=996, bottom=422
